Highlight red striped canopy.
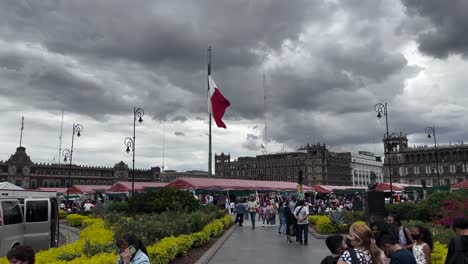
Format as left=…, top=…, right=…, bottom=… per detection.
left=166, top=177, right=312, bottom=192
left=106, top=181, right=167, bottom=193
left=68, top=185, right=112, bottom=194
left=451, top=180, right=468, bottom=190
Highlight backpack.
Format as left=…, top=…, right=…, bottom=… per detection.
left=447, top=237, right=468, bottom=264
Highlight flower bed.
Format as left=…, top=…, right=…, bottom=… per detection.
left=0, top=213, right=232, bottom=264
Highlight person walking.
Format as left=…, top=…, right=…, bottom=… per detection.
left=247, top=196, right=258, bottom=229
left=278, top=201, right=286, bottom=234
left=243, top=199, right=249, bottom=221
left=234, top=201, right=245, bottom=226
left=285, top=199, right=296, bottom=243
left=294, top=200, right=309, bottom=245
left=267, top=201, right=275, bottom=225
left=411, top=225, right=433, bottom=264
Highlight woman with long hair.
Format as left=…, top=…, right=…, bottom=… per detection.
left=116, top=234, right=150, bottom=264
left=338, top=223, right=382, bottom=264
left=411, top=225, right=433, bottom=264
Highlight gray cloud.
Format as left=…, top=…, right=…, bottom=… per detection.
left=174, top=132, right=185, bottom=137
left=172, top=116, right=187, bottom=122
left=401, top=0, right=468, bottom=58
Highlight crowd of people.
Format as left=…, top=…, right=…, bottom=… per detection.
left=321, top=216, right=468, bottom=264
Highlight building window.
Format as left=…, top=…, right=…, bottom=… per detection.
left=43, top=180, right=48, bottom=187
left=15, top=180, right=22, bottom=187
left=31, top=179, right=37, bottom=188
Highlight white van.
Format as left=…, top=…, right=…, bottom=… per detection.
left=0, top=197, right=59, bottom=257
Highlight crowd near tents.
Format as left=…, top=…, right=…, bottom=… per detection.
left=0, top=178, right=466, bottom=200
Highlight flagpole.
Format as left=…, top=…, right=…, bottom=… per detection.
left=19, top=116, right=24, bottom=147
left=208, top=46, right=212, bottom=177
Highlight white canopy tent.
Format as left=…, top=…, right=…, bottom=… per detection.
left=0, top=182, right=24, bottom=190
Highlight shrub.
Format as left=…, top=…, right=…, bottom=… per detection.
left=128, top=187, right=199, bottom=214
left=342, top=211, right=366, bottom=224
left=110, top=210, right=221, bottom=245
left=59, top=210, right=67, bottom=219
left=316, top=215, right=339, bottom=234
left=66, top=214, right=87, bottom=227
left=107, top=201, right=129, bottom=212
left=431, top=241, right=448, bottom=264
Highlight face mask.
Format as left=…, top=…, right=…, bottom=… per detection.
left=412, top=234, right=421, bottom=240
left=345, top=238, right=355, bottom=248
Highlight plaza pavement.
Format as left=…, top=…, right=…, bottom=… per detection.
left=208, top=215, right=330, bottom=264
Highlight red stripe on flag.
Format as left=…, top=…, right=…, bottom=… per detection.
left=211, top=88, right=230, bottom=128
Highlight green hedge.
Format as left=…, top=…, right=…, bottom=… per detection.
left=108, top=207, right=224, bottom=245
left=147, top=214, right=232, bottom=264
left=66, top=214, right=87, bottom=227
left=128, top=187, right=199, bottom=214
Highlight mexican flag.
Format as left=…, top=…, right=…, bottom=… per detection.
left=208, top=75, right=230, bottom=128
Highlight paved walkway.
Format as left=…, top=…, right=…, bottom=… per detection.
left=209, top=215, right=330, bottom=264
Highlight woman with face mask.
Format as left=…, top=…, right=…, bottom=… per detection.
left=337, top=223, right=382, bottom=264
left=411, top=225, right=433, bottom=264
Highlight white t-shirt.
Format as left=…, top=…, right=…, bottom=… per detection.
left=294, top=205, right=309, bottom=224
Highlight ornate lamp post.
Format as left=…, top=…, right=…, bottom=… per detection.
left=124, top=107, right=144, bottom=197
left=374, top=102, right=394, bottom=204
left=425, top=126, right=440, bottom=186
left=62, top=123, right=83, bottom=204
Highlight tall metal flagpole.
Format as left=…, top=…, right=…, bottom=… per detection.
left=162, top=112, right=166, bottom=170
left=263, top=73, right=267, bottom=154
left=208, top=47, right=212, bottom=177
left=58, top=110, right=64, bottom=165
left=19, top=116, right=24, bottom=147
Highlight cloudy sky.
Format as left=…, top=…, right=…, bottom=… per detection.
left=1, top=0, right=468, bottom=172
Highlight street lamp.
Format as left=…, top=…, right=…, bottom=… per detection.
left=425, top=126, right=440, bottom=186
left=124, top=107, right=144, bottom=197
left=374, top=102, right=393, bottom=204
left=62, top=123, right=83, bottom=204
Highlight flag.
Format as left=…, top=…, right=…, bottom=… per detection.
left=208, top=75, right=230, bottom=128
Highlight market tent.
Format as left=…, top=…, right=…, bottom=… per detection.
left=106, top=181, right=167, bottom=193
left=37, top=187, right=68, bottom=193
left=374, top=183, right=405, bottom=192
left=451, top=180, right=468, bottom=190
left=0, top=182, right=24, bottom=190
left=68, top=185, right=111, bottom=194
left=166, top=177, right=313, bottom=192
left=313, top=185, right=367, bottom=194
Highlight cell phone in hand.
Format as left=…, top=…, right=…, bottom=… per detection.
left=128, top=245, right=136, bottom=255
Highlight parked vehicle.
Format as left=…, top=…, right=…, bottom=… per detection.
left=0, top=190, right=59, bottom=257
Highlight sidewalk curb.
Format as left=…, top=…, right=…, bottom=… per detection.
left=308, top=226, right=329, bottom=239
left=195, top=224, right=237, bottom=264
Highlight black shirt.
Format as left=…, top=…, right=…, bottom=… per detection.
left=445, top=235, right=468, bottom=264
left=390, top=248, right=416, bottom=264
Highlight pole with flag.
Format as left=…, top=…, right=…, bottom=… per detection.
left=19, top=116, right=24, bottom=147
left=207, top=47, right=231, bottom=176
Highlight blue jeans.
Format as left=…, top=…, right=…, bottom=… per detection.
left=298, top=224, right=308, bottom=244
left=249, top=212, right=256, bottom=228
left=278, top=217, right=286, bottom=233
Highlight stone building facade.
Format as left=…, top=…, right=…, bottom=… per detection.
left=383, top=133, right=468, bottom=186
left=351, top=151, right=384, bottom=187
left=0, top=147, right=202, bottom=189
left=215, top=143, right=353, bottom=186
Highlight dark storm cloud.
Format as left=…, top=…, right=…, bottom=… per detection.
left=401, top=0, right=468, bottom=58
left=0, top=0, right=308, bottom=69
left=174, top=132, right=185, bottom=136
